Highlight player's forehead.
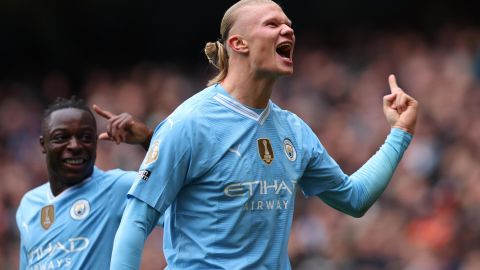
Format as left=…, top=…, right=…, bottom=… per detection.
left=47, top=108, right=95, bottom=132
left=235, top=2, right=290, bottom=27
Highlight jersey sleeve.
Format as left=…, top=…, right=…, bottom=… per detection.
left=127, top=115, right=195, bottom=215
left=299, top=127, right=412, bottom=217
left=16, top=200, right=28, bottom=269
left=297, top=123, right=347, bottom=196
left=109, top=170, right=139, bottom=218
left=19, top=241, right=28, bottom=270
left=110, top=197, right=160, bottom=270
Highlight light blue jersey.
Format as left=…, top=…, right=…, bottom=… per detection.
left=125, top=84, right=412, bottom=269
left=16, top=167, right=137, bottom=270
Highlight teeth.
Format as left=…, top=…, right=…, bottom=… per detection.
left=65, top=159, right=84, bottom=165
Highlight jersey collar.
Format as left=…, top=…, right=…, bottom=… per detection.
left=46, top=167, right=100, bottom=202
left=213, top=85, right=271, bottom=125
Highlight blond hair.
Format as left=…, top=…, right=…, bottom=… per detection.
left=204, top=0, right=275, bottom=86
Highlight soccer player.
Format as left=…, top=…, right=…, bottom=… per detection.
left=110, top=0, right=419, bottom=269
left=16, top=96, right=153, bottom=270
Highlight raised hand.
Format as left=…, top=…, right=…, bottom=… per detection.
left=92, top=104, right=152, bottom=150
left=383, top=74, right=418, bottom=135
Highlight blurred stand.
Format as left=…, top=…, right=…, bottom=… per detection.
left=1, top=25, right=480, bottom=269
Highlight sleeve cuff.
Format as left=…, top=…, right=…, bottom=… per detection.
left=389, top=127, right=413, bottom=151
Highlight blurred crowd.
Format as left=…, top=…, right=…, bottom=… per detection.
left=1, top=26, right=480, bottom=270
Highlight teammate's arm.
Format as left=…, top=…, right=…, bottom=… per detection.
left=110, top=197, right=160, bottom=270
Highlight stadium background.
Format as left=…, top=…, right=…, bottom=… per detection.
left=1, top=0, right=480, bottom=269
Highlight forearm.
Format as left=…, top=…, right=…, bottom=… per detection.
left=319, top=128, right=412, bottom=217
left=110, top=197, right=160, bottom=270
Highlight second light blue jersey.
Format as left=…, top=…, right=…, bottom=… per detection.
left=127, top=84, right=406, bottom=269
left=16, top=167, right=137, bottom=270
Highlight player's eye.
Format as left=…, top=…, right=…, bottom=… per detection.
left=79, top=133, right=94, bottom=143
left=265, top=21, right=278, bottom=28
left=51, top=134, right=68, bottom=143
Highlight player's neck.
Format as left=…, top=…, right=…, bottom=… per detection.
left=48, top=172, right=92, bottom=196
left=221, top=72, right=274, bottom=109
left=49, top=179, right=71, bottom=197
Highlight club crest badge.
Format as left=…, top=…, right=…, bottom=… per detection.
left=70, top=199, right=90, bottom=220
left=283, top=138, right=297, bottom=162
left=145, top=140, right=160, bottom=165
left=41, top=205, right=55, bottom=230
left=257, top=138, right=274, bottom=165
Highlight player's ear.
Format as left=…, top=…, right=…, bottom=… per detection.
left=39, top=136, right=46, bottom=154
left=227, top=35, right=249, bottom=54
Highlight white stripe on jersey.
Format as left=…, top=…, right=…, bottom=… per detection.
left=213, top=94, right=271, bottom=124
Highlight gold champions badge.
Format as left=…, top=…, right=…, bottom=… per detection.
left=257, top=138, right=274, bottom=165
left=41, top=205, right=55, bottom=230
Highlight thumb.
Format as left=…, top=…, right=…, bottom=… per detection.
left=98, top=132, right=111, bottom=141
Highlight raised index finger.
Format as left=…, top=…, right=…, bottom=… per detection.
left=92, top=104, right=116, bottom=120
left=388, top=74, right=401, bottom=93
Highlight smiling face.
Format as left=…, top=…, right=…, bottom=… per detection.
left=231, top=2, right=295, bottom=78
left=40, top=108, right=97, bottom=195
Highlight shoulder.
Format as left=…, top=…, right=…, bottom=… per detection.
left=152, top=85, right=221, bottom=139
left=17, top=183, right=49, bottom=219
left=90, top=167, right=137, bottom=195
left=18, top=183, right=49, bottom=207
left=95, top=167, right=137, bottom=185
left=169, top=85, right=219, bottom=121
left=270, top=102, right=322, bottom=155
left=270, top=102, right=311, bottom=131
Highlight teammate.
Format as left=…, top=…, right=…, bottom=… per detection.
left=110, top=0, right=418, bottom=269
left=16, top=96, right=153, bottom=270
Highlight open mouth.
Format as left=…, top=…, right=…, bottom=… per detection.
left=276, top=42, right=293, bottom=60
left=63, top=158, right=87, bottom=166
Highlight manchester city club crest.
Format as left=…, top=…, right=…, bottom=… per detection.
left=41, top=205, right=55, bottom=230
left=257, top=138, right=274, bottom=165
left=70, top=199, right=90, bottom=220
left=283, top=138, right=297, bottom=162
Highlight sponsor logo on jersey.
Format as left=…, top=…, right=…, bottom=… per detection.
left=145, top=140, right=160, bottom=165
left=224, top=179, right=295, bottom=197
left=224, top=179, right=297, bottom=211
left=257, top=138, right=274, bottom=165
left=41, top=205, right=55, bottom=230
left=70, top=199, right=90, bottom=220
left=137, top=169, right=151, bottom=181
left=28, top=237, right=90, bottom=266
left=283, top=138, right=297, bottom=161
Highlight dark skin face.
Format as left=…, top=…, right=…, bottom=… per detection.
left=40, top=108, right=97, bottom=196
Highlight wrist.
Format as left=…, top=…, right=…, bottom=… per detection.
left=392, top=125, right=414, bottom=135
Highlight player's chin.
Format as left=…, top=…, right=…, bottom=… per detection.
left=283, top=68, right=294, bottom=75
left=277, top=66, right=294, bottom=76
left=62, top=172, right=89, bottom=186
left=276, top=62, right=294, bottom=75
left=62, top=162, right=94, bottom=180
